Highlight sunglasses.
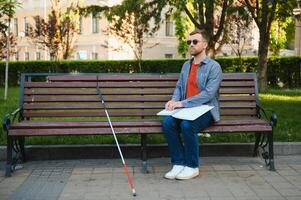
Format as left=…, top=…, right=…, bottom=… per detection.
left=187, top=39, right=200, bottom=45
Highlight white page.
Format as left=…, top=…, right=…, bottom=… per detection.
left=172, top=105, right=213, bottom=120
left=156, top=109, right=180, bottom=116
left=156, top=105, right=214, bottom=121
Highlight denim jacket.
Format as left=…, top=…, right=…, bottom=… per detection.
left=172, top=57, right=223, bottom=122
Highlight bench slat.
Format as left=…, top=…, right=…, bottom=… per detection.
left=220, top=88, right=255, bottom=94
left=9, top=127, right=172, bottom=136
left=48, top=74, right=179, bottom=81
left=22, top=110, right=159, bottom=117
left=23, top=102, right=256, bottom=110
left=23, top=103, right=166, bottom=110
left=204, top=125, right=272, bottom=132
left=24, top=95, right=171, bottom=102
left=10, top=119, right=269, bottom=129
left=9, top=124, right=271, bottom=136
left=23, top=95, right=256, bottom=103
left=25, top=81, right=177, bottom=88
left=24, top=88, right=174, bottom=95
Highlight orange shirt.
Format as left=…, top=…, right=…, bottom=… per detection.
left=185, top=63, right=200, bottom=99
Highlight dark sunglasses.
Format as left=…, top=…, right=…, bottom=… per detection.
left=186, top=39, right=199, bottom=45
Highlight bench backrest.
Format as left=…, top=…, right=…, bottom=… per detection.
left=21, top=73, right=259, bottom=120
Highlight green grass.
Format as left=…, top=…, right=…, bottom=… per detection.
left=0, top=87, right=300, bottom=145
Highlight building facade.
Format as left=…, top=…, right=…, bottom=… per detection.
left=4, top=0, right=261, bottom=61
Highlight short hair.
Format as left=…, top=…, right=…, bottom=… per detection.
left=189, top=29, right=209, bottom=43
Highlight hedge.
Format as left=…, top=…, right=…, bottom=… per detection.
left=0, top=56, right=300, bottom=88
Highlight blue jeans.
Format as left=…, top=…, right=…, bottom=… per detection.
left=162, top=111, right=213, bottom=168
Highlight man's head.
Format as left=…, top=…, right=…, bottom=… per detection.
left=187, top=29, right=209, bottom=56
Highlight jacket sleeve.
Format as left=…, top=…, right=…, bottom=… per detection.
left=181, top=63, right=223, bottom=107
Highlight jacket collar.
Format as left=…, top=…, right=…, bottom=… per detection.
left=190, top=56, right=210, bottom=66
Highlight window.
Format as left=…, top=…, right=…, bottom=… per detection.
left=13, top=18, right=18, bottom=36
left=34, top=16, right=41, bottom=35
left=77, top=50, right=87, bottom=60
left=92, top=52, right=98, bottom=60
left=165, top=14, right=173, bottom=36
left=79, top=17, right=83, bottom=34
left=14, top=52, right=19, bottom=61
left=36, top=52, right=41, bottom=60
left=92, top=14, right=99, bottom=33
left=165, top=54, right=173, bottom=58
left=24, top=17, right=29, bottom=36
left=25, top=52, right=29, bottom=60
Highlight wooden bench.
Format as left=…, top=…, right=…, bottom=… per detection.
left=3, top=72, right=277, bottom=176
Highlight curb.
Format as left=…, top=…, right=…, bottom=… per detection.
left=1, top=142, right=301, bottom=161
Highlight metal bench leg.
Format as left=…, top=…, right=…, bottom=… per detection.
left=141, top=134, right=149, bottom=173
left=5, top=136, right=13, bottom=177
left=19, top=136, right=26, bottom=162
left=268, top=130, right=275, bottom=171
left=253, top=133, right=262, bottom=157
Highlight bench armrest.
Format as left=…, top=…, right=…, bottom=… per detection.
left=256, top=105, right=277, bottom=127
left=2, top=108, right=23, bottom=131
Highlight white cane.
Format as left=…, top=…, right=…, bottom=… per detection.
left=96, top=75, right=137, bottom=196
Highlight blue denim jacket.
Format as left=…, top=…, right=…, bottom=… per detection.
left=172, top=57, right=223, bottom=122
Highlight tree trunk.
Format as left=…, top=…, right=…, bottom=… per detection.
left=4, top=18, right=11, bottom=100
left=257, top=31, right=269, bottom=92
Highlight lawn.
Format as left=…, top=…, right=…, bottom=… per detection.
left=0, top=87, right=300, bottom=145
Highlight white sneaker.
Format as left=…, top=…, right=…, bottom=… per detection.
left=164, top=165, right=185, bottom=179
left=175, top=166, right=199, bottom=180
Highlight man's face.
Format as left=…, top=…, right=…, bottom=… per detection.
left=187, top=33, right=208, bottom=56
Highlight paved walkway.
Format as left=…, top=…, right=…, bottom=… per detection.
left=1, top=155, right=301, bottom=200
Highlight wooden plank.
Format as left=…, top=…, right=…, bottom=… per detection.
left=220, top=81, right=255, bottom=87
left=221, top=109, right=256, bottom=116
left=220, top=88, right=255, bottom=94
left=22, top=110, right=159, bottom=117
left=222, top=73, right=254, bottom=80
left=23, top=95, right=171, bottom=102
left=23, top=102, right=165, bottom=110
left=24, top=88, right=174, bottom=95
left=203, top=125, right=272, bottom=133
left=219, top=96, right=256, bottom=102
left=25, top=81, right=177, bottom=88
left=48, top=74, right=179, bottom=81
left=213, top=119, right=269, bottom=126
left=10, top=120, right=162, bottom=129
left=10, top=119, right=269, bottom=129
left=220, top=102, right=256, bottom=109
left=9, top=124, right=271, bottom=136
left=9, top=127, right=164, bottom=136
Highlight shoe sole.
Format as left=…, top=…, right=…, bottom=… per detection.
left=164, top=175, right=176, bottom=180
left=175, top=173, right=199, bottom=180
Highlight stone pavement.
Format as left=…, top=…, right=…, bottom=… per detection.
left=1, top=155, right=301, bottom=200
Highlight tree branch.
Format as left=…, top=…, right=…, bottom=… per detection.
left=244, top=0, right=260, bottom=27
left=184, top=5, right=201, bottom=29
left=214, top=0, right=229, bottom=42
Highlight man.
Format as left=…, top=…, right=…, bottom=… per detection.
left=162, top=29, right=222, bottom=180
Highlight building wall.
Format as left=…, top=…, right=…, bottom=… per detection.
left=5, top=0, right=261, bottom=61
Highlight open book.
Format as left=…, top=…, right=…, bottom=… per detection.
left=157, top=105, right=214, bottom=121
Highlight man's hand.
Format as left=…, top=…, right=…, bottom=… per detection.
left=165, top=100, right=183, bottom=111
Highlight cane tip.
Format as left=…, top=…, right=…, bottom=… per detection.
left=132, top=189, right=137, bottom=196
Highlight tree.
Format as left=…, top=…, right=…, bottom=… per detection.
left=227, top=5, right=253, bottom=58
left=170, top=0, right=234, bottom=57
left=29, top=0, right=82, bottom=60
left=0, top=0, right=20, bottom=100
left=269, top=18, right=291, bottom=55
left=0, top=32, right=16, bottom=60
left=105, top=0, right=165, bottom=72
left=240, top=0, right=295, bottom=91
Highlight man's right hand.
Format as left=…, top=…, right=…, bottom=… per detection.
left=165, top=100, right=183, bottom=111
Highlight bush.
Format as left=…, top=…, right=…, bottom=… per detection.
left=1, top=56, right=300, bottom=88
